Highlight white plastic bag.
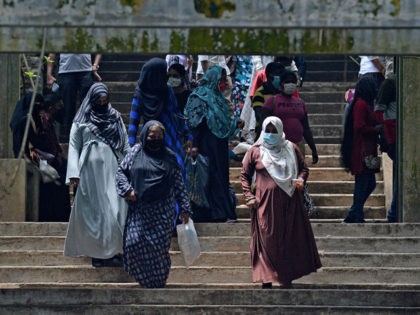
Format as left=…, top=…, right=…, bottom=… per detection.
left=39, top=159, right=61, bottom=185
left=176, top=219, right=201, bottom=267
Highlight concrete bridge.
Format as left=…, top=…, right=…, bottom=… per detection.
left=0, top=0, right=419, bottom=221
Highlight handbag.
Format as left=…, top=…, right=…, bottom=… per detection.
left=363, top=154, right=381, bottom=170
left=176, top=219, right=201, bottom=267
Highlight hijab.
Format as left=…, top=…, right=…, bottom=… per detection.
left=130, top=120, right=178, bottom=202
left=9, top=92, right=44, bottom=157
left=254, top=116, right=298, bottom=197
left=134, top=58, right=169, bottom=120
left=184, top=66, right=235, bottom=139
left=73, top=82, right=126, bottom=152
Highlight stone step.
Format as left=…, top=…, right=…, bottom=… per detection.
left=306, top=102, right=345, bottom=114
left=234, top=192, right=385, bottom=207
left=1, top=265, right=419, bottom=285
left=1, top=236, right=418, bottom=253
left=229, top=167, right=384, bottom=181
left=231, top=180, right=384, bottom=194
left=1, top=287, right=418, bottom=309
left=311, top=125, right=343, bottom=137
left=2, top=250, right=419, bottom=268
left=229, top=155, right=344, bottom=168
left=235, top=205, right=386, bottom=219
left=305, top=71, right=359, bottom=83
left=3, top=222, right=418, bottom=237
left=299, top=91, right=345, bottom=103
left=308, top=114, right=343, bottom=125
left=309, top=194, right=384, bottom=207
left=309, top=206, right=386, bottom=219
left=4, top=305, right=417, bottom=315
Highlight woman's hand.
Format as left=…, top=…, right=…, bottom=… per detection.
left=292, top=178, right=304, bottom=191
left=126, top=190, right=137, bottom=202
left=246, top=199, right=258, bottom=210
left=181, top=212, right=190, bottom=224
left=237, top=119, right=245, bottom=130
left=70, top=177, right=80, bottom=186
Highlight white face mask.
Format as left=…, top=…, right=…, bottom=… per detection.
left=168, top=77, right=182, bottom=87
left=283, top=83, right=296, bottom=95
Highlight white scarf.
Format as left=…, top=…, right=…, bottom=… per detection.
left=254, top=116, right=298, bottom=197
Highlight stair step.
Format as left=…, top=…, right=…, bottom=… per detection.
left=3, top=304, right=419, bottom=315
left=1, top=265, right=419, bottom=284
left=2, top=250, right=419, bottom=268
left=236, top=205, right=386, bottom=219
left=1, top=287, right=418, bottom=308
left=1, top=235, right=418, bottom=253
left=231, top=180, right=384, bottom=194
left=229, top=167, right=384, bottom=181
left=2, top=222, right=418, bottom=237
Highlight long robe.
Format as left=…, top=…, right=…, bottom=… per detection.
left=116, top=144, right=192, bottom=288
left=241, top=144, right=321, bottom=283
left=64, top=122, right=130, bottom=259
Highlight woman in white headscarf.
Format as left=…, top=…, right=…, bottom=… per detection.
left=241, top=116, right=321, bottom=289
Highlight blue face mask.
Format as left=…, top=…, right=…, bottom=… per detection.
left=263, top=132, right=280, bottom=145
left=271, top=75, right=281, bottom=90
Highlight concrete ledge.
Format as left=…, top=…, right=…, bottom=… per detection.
left=0, top=159, right=39, bottom=222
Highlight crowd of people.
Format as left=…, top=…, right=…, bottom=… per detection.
left=10, top=53, right=397, bottom=289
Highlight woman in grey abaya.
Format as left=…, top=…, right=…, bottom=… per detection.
left=65, top=82, right=130, bottom=267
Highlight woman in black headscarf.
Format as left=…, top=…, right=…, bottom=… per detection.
left=65, top=82, right=130, bottom=267
left=116, top=120, right=191, bottom=288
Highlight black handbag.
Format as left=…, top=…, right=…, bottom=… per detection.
left=363, top=154, right=381, bottom=170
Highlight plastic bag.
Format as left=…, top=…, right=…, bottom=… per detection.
left=176, top=219, right=201, bottom=267
left=39, top=159, right=61, bottom=185
left=185, top=154, right=210, bottom=208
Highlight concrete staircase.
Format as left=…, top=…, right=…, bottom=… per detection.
left=101, top=54, right=386, bottom=221
left=1, top=55, right=415, bottom=313
left=1, top=222, right=420, bottom=313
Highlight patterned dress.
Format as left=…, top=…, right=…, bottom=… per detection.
left=116, top=144, right=191, bottom=288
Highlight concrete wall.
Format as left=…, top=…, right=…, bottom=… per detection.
left=399, top=57, right=420, bottom=222
left=0, top=54, right=20, bottom=159
left=0, top=0, right=419, bottom=54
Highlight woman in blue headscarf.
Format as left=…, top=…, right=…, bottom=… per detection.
left=128, top=58, right=192, bottom=178
left=184, top=66, right=243, bottom=222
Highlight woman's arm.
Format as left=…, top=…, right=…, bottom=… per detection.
left=294, top=144, right=309, bottom=182
left=240, top=147, right=257, bottom=203
left=65, top=123, right=82, bottom=185
left=173, top=165, right=192, bottom=218
left=128, top=97, right=141, bottom=146
left=115, top=145, right=138, bottom=198
left=353, top=100, right=377, bottom=136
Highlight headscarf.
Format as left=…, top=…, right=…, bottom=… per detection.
left=134, top=58, right=169, bottom=120
left=254, top=116, right=298, bottom=197
left=73, top=82, right=126, bottom=152
left=9, top=92, right=44, bottom=157
left=184, top=66, right=236, bottom=139
left=130, top=120, right=178, bottom=202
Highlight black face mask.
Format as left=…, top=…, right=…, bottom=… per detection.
left=92, top=103, right=108, bottom=114
left=145, top=139, right=165, bottom=151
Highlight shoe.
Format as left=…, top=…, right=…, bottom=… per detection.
left=109, top=254, right=123, bottom=267
left=226, top=218, right=238, bottom=223
left=92, top=258, right=105, bottom=268
left=262, top=282, right=272, bottom=289
left=343, top=217, right=365, bottom=224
